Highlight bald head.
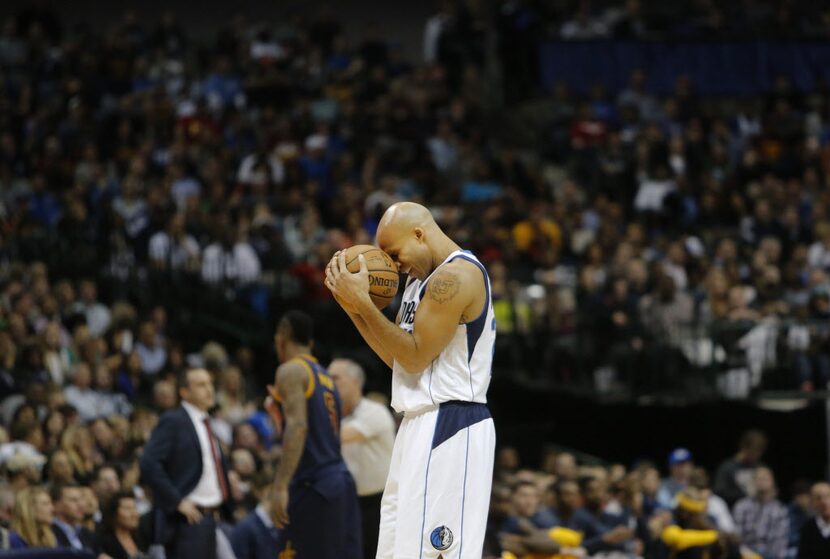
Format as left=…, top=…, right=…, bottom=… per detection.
left=376, top=202, right=456, bottom=280
left=378, top=203, right=436, bottom=239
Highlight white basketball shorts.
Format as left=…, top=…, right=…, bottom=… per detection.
left=376, top=401, right=495, bottom=559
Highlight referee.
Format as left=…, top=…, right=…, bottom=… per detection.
left=330, top=358, right=395, bottom=559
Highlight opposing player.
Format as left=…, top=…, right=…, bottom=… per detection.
left=325, top=202, right=496, bottom=559
left=264, top=310, right=362, bottom=559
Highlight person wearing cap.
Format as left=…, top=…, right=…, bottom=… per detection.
left=5, top=450, right=46, bottom=492
left=657, top=448, right=694, bottom=509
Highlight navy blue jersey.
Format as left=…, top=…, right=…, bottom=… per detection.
left=277, top=353, right=346, bottom=484
left=274, top=354, right=362, bottom=559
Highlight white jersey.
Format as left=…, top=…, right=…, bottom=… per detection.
left=391, top=250, right=495, bottom=414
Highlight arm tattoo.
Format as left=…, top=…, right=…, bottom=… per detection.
left=428, top=270, right=461, bottom=304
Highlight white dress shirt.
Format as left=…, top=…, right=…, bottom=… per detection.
left=181, top=401, right=224, bottom=507
left=342, top=398, right=396, bottom=496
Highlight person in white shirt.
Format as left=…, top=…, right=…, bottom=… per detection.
left=330, top=358, right=395, bottom=559
left=139, top=368, right=235, bottom=559
left=201, top=226, right=261, bottom=286
left=149, top=213, right=200, bottom=273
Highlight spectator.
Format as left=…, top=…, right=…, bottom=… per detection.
left=733, top=466, right=789, bottom=559
left=73, top=280, right=112, bottom=338
left=215, top=366, right=254, bottom=427
left=152, top=379, right=178, bottom=413
left=5, top=451, right=46, bottom=492
left=0, top=483, right=13, bottom=549
left=9, top=486, right=56, bottom=549
left=64, top=363, right=102, bottom=422
left=714, top=430, right=768, bottom=506
left=689, top=468, right=736, bottom=535
left=788, top=481, right=814, bottom=558
left=50, top=482, right=99, bottom=553
left=91, top=465, right=121, bottom=509
left=98, top=491, right=149, bottom=559
left=45, top=450, right=76, bottom=485
left=579, top=476, right=637, bottom=555
left=93, top=364, right=133, bottom=420
left=796, top=482, right=830, bottom=559
left=500, top=480, right=558, bottom=534
left=135, top=321, right=167, bottom=378
left=554, top=452, right=578, bottom=483
left=330, top=358, right=395, bottom=559
left=201, top=224, right=261, bottom=286
left=148, top=213, right=201, bottom=273
left=657, top=448, right=694, bottom=508
left=229, top=501, right=280, bottom=559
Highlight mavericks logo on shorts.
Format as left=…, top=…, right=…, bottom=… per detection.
left=430, top=526, right=453, bottom=551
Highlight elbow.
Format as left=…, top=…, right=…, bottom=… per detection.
left=398, top=356, right=431, bottom=374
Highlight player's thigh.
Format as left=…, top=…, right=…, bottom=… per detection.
left=422, top=417, right=494, bottom=559
left=393, top=410, right=495, bottom=559
left=282, top=475, right=363, bottom=559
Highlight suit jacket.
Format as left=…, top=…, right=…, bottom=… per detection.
left=797, top=519, right=830, bottom=559
left=139, top=406, right=231, bottom=544
left=229, top=509, right=280, bottom=559
left=52, top=523, right=98, bottom=554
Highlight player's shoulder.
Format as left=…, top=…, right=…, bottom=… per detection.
left=276, top=359, right=310, bottom=385
left=434, top=257, right=485, bottom=290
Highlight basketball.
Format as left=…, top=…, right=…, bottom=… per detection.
left=341, top=244, right=400, bottom=310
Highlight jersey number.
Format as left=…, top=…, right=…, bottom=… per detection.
left=323, top=391, right=339, bottom=435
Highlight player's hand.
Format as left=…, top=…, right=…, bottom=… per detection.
left=603, top=525, right=633, bottom=544
left=326, top=250, right=371, bottom=310
left=325, top=252, right=357, bottom=313
left=498, top=534, right=528, bottom=555
left=264, top=386, right=283, bottom=435
left=177, top=498, right=202, bottom=524
left=267, top=485, right=290, bottom=528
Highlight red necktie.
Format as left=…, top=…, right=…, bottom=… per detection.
left=203, top=417, right=229, bottom=500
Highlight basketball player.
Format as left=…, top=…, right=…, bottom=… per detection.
left=264, top=310, right=362, bottom=559
left=325, top=202, right=496, bottom=559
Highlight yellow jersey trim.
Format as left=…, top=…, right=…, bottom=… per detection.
left=290, top=356, right=317, bottom=399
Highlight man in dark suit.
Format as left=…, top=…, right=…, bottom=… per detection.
left=51, top=483, right=100, bottom=555
left=139, top=368, right=233, bottom=559
left=229, top=503, right=280, bottom=559
left=798, top=482, right=830, bottom=559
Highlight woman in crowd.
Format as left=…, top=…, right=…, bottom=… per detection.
left=98, top=490, right=149, bottom=559
left=9, top=486, right=57, bottom=549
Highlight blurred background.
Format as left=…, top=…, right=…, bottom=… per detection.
left=3, top=0, right=830, bottom=557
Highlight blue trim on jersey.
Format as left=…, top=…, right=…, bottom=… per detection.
left=419, top=435, right=436, bottom=559
left=459, top=426, right=470, bottom=557
left=431, top=401, right=491, bottom=450
left=450, top=254, right=491, bottom=365
left=451, top=252, right=491, bottom=399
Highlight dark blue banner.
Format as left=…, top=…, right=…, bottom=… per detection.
left=539, top=41, right=830, bottom=96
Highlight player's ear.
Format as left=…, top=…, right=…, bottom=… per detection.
left=414, top=227, right=424, bottom=241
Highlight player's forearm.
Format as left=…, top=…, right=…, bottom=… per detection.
left=356, top=298, right=425, bottom=373
left=273, top=421, right=308, bottom=488
left=347, top=311, right=394, bottom=369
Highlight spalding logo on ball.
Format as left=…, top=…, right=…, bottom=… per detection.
left=341, top=244, right=400, bottom=309
left=430, top=526, right=453, bottom=551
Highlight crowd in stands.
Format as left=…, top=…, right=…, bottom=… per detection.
left=489, top=430, right=830, bottom=559
left=2, top=1, right=830, bottom=558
